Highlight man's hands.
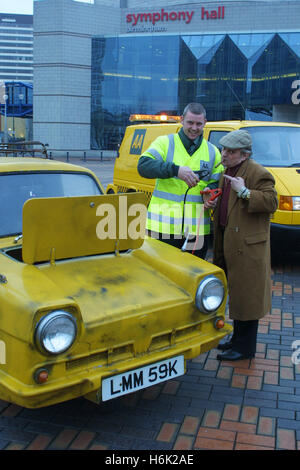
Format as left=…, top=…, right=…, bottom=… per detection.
left=201, top=188, right=218, bottom=209
left=223, top=175, right=245, bottom=192
left=178, top=166, right=199, bottom=187
left=223, top=175, right=250, bottom=200
left=177, top=166, right=221, bottom=209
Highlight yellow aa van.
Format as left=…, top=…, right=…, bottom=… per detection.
left=107, top=116, right=300, bottom=248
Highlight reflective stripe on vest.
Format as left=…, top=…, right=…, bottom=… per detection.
left=146, top=134, right=175, bottom=164
left=148, top=210, right=211, bottom=227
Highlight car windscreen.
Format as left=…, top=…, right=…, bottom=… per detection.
left=0, top=171, right=102, bottom=237
left=244, top=126, right=300, bottom=167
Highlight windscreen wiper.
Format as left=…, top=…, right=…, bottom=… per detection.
left=289, top=163, right=300, bottom=167
left=14, top=234, right=23, bottom=244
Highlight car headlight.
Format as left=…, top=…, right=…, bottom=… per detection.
left=35, top=310, right=77, bottom=354
left=293, top=197, right=300, bottom=211
left=195, top=276, right=225, bottom=313
left=279, top=196, right=300, bottom=211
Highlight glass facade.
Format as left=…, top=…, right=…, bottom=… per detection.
left=91, top=33, right=300, bottom=150
left=0, top=81, right=33, bottom=118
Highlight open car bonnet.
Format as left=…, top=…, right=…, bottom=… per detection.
left=22, top=193, right=147, bottom=264
left=37, top=251, right=192, bottom=325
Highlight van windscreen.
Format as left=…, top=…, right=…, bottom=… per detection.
left=245, top=126, right=300, bottom=167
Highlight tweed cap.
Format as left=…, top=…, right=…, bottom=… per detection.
left=219, top=129, right=252, bottom=149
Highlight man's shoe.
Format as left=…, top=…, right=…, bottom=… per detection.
left=216, top=349, right=254, bottom=361
left=217, top=341, right=232, bottom=351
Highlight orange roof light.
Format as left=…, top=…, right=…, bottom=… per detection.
left=129, top=114, right=181, bottom=123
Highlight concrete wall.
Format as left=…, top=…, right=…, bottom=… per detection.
left=33, top=0, right=120, bottom=150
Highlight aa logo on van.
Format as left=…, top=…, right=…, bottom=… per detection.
left=130, top=129, right=146, bottom=155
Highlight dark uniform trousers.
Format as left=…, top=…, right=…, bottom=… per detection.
left=231, top=319, right=259, bottom=356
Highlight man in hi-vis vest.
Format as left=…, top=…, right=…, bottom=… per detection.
left=137, top=103, right=223, bottom=259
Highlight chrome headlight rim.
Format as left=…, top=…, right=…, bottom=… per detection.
left=195, top=275, right=225, bottom=314
left=35, top=310, right=77, bottom=355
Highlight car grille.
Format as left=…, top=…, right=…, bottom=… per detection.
left=66, top=345, right=134, bottom=370
left=65, top=324, right=200, bottom=370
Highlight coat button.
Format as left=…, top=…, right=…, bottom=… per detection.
left=237, top=249, right=243, bottom=255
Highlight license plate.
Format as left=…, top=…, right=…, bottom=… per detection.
left=102, top=355, right=184, bottom=401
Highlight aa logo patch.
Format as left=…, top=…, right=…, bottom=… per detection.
left=130, top=129, right=146, bottom=155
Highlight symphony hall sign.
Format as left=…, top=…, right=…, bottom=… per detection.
left=125, top=6, right=225, bottom=32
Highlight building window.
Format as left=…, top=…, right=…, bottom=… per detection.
left=91, top=33, right=300, bottom=150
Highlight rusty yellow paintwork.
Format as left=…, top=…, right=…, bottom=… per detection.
left=107, top=120, right=300, bottom=228
left=0, top=156, right=231, bottom=409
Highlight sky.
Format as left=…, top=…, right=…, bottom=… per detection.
left=0, top=0, right=94, bottom=15
left=0, top=0, right=34, bottom=14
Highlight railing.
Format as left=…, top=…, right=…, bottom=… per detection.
left=0, top=141, right=49, bottom=159
left=0, top=143, right=118, bottom=161
left=48, top=150, right=117, bottom=161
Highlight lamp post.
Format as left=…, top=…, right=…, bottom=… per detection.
left=18, top=93, right=24, bottom=140
left=3, top=94, right=8, bottom=144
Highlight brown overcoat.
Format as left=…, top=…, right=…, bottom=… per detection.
left=213, top=158, right=278, bottom=321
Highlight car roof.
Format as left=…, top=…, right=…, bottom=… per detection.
left=0, top=157, right=95, bottom=174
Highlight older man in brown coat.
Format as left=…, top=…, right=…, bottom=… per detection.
left=211, top=129, right=278, bottom=361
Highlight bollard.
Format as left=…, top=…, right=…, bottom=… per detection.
left=66, top=151, right=69, bottom=162
left=84, top=151, right=86, bottom=161
left=100, top=151, right=103, bottom=161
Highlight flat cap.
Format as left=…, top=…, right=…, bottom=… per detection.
left=219, top=129, right=252, bottom=149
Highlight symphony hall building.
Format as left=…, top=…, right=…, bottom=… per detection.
left=33, top=0, right=300, bottom=151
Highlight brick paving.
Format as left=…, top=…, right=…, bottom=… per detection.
left=0, top=250, right=298, bottom=451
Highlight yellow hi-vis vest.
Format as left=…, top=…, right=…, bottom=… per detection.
left=146, top=133, right=222, bottom=236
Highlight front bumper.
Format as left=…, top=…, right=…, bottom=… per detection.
left=0, top=323, right=232, bottom=409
